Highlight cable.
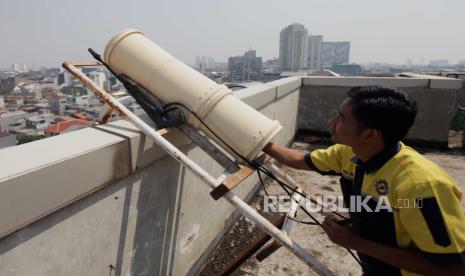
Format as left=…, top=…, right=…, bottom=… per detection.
left=256, top=157, right=362, bottom=267
left=162, top=102, right=257, bottom=167
left=84, top=49, right=326, bottom=219
left=260, top=166, right=348, bottom=220
left=286, top=216, right=319, bottom=225
left=255, top=171, right=362, bottom=267
left=147, top=102, right=363, bottom=266
left=256, top=167, right=270, bottom=197
left=163, top=102, right=346, bottom=221
left=88, top=52, right=361, bottom=266
left=347, top=249, right=363, bottom=267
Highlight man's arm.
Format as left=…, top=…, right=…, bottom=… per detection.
left=263, top=142, right=310, bottom=170
left=322, top=216, right=465, bottom=275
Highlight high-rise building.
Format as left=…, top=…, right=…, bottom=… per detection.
left=195, top=56, right=215, bottom=72
left=228, top=50, right=263, bottom=82
left=321, top=42, right=350, bottom=67
left=308, top=35, right=323, bottom=70
left=279, top=23, right=309, bottom=71
left=10, top=64, right=28, bottom=72
left=10, top=64, right=20, bottom=72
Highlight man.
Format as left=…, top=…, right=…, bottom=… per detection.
left=263, top=86, right=465, bottom=275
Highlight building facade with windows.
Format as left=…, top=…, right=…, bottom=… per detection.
left=279, top=23, right=309, bottom=71
left=228, top=50, right=263, bottom=82
left=321, top=41, right=350, bottom=67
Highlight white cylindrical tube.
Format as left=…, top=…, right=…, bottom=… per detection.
left=104, top=29, right=281, bottom=160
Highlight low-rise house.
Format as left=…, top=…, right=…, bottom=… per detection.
left=44, top=119, right=92, bottom=137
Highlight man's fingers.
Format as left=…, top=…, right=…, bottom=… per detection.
left=322, top=218, right=331, bottom=233
left=322, top=216, right=338, bottom=237
left=324, top=213, right=339, bottom=221
left=324, top=216, right=340, bottom=229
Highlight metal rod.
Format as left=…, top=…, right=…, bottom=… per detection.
left=284, top=188, right=302, bottom=233
left=62, top=61, right=334, bottom=276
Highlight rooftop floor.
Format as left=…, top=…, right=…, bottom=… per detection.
left=200, top=139, right=465, bottom=275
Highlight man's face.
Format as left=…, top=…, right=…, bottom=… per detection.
left=328, top=99, right=363, bottom=147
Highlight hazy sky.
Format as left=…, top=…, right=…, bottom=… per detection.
left=0, top=0, right=464, bottom=68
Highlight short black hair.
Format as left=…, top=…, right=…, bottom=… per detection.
left=347, top=86, right=417, bottom=145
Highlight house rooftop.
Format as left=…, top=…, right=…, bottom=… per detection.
left=43, top=119, right=92, bottom=134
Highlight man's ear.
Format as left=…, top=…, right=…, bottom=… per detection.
left=361, top=128, right=383, bottom=143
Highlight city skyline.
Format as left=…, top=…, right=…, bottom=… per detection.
left=1, top=0, right=464, bottom=68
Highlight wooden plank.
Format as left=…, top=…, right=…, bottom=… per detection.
left=210, top=154, right=271, bottom=200
left=217, top=215, right=285, bottom=276
left=256, top=240, right=282, bottom=262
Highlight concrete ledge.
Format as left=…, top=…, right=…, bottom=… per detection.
left=235, top=83, right=276, bottom=109
left=267, top=77, right=302, bottom=98
left=0, top=120, right=190, bottom=239
left=233, top=77, right=301, bottom=109
left=0, top=76, right=302, bottom=243
left=430, top=78, right=463, bottom=89
left=302, top=76, right=463, bottom=89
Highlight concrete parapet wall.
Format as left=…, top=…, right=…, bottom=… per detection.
left=454, top=80, right=465, bottom=110
left=0, top=78, right=300, bottom=275
left=302, top=76, right=463, bottom=89
left=299, top=77, right=464, bottom=146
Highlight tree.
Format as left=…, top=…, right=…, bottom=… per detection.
left=17, top=134, right=44, bottom=145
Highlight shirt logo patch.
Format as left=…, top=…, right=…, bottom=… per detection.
left=375, top=179, right=389, bottom=195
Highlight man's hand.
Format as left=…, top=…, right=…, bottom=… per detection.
left=322, top=216, right=465, bottom=275
left=322, top=215, right=363, bottom=250
left=262, top=142, right=310, bottom=170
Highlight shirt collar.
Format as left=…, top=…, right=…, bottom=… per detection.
left=351, top=143, right=401, bottom=173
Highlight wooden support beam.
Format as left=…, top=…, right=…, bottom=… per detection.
left=210, top=154, right=271, bottom=200
left=255, top=240, right=282, bottom=262
left=217, top=215, right=285, bottom=276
